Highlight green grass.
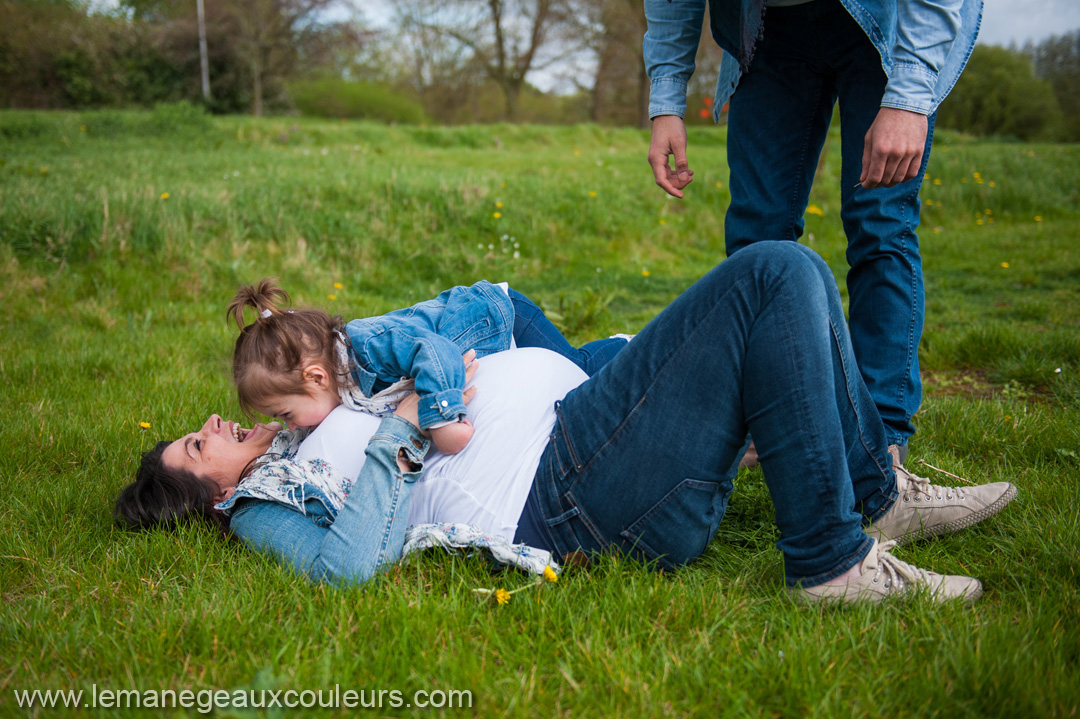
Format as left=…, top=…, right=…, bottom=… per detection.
left=1, top=110, right=1078, bottom=718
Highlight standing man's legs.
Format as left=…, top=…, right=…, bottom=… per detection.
left=725, top=0, right=930, bottom=456
left=836, top=58, right=933, bottom=456
left=724, top=2, right=836, bottom=252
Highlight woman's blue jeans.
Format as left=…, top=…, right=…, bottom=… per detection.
left=724, top=0, right=933, bottom=448
left=509, top=289, right=627, bottom=376
left=530, top=242, right=899, bottom=586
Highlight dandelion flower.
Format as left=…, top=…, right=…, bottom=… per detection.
left=328, top=294, right=337, bottom=301
left=985, top=208, right=992, bottom=215
left=806, top=204, right=824, bottom=217
left=588, top=191, right=597, bottom=197
left=961, top=177, right=967, bottom=183
left=139, top=421, right=151, bottom=429
left=932, top=178, right=942, bottom=186
left=976, top=219, right=984, bottom=225
left=496, top=201, right=503, bottom=208
left=493, top=212, right=501, bottom=219
left=573, top=148, right=581, bottom=157
left=495, top=589, right=511, bottom=605
left=1001, top=262, right=1010, bottom=268
left=1035, top=216, right=1043, bottom=222
left=500, top=183, right=506, bottom=189
left=543, top=566, right=558, bottom=583
left=40, top=167, right=48, bottom=174
left=715, top=181, right=723, bottom=188
left=659, top=219, right=666, bottom=225
left=160, top=192, right=169, bottom=200
left=642, top=268, right=650, bottom=277
left=333, top=282, right=343, bottom=290
left=973, top=172, right=982, bottom=179
left=989, top=181, right=996, bottom=187
left=80, top=124, right=87, bottom=131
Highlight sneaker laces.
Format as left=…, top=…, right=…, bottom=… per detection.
left=866, top=540, right=935, bottom=593
left=896, top=465, right=965, bottom=503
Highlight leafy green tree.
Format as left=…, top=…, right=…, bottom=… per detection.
left=1027, top=31, right=1080, bottom=141
left=937, top=44, right=1065, bottom=140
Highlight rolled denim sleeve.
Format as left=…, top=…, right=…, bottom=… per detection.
left=357, top=326, right=468, bottom=429
left=644, top=0, right=707, bottom=119
left=230, top=415, right=430, bottom=586
left=881, top=0, right=965, bottom=114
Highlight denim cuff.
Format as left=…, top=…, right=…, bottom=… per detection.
left=649, top=77, right=688, bottom=119
left=881, top=62, right=937, bottom=115
left=417, top=388, right=467, bottom=429
left=372, top=414, right=431, bottom=475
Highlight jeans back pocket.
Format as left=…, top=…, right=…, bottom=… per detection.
left=619, top=478, right=727, bottom=571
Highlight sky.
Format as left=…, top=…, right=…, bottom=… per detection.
left=360, top=0, right=1080, bottom=91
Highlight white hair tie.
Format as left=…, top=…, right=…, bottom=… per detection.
left=260, top=309, right=272, bottom=319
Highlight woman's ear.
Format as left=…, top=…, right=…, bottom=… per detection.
left=215, top=486, right=236, bottom=504
left=302, top=364, right=331, bottom=389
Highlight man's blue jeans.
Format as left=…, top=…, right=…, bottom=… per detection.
left=724, top=0, right=934, bottom=447
left=530, top=242, right=899, bottom=586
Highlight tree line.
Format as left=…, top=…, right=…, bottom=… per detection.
left=1, top=0, right=1076, bottom=138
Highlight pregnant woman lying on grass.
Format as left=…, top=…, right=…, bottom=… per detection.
left=116, top=243, right=1017, bottom=605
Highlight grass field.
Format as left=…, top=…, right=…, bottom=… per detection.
left=1, top=109, right=1079, bottom=718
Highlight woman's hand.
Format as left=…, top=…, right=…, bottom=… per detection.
left=393, top=349, right=479, bottom=431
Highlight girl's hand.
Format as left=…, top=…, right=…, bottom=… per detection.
left=393, top=350, right=479, bottom=430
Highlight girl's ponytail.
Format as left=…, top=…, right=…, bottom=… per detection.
left=227, top=278, right=291, bottom=330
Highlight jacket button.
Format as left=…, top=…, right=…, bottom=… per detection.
left=440, top=400, right=449, bottom=407
left=412, top=439, right=423, bottom=449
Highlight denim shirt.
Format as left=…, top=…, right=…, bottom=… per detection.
left=344, top=280, right=514, bottom=430
left=229, top=414, right=431, bottom=585
left=644, top=0, right=982, bottom=121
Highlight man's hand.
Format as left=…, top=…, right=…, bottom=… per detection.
left=860, top=107, right=928, bottom=189
left=648, top=115, right=694, bottom=198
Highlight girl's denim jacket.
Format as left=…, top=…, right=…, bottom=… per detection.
left=344, top=280, right=514, bottom=430
left=644, top=0, right=982, bottom=121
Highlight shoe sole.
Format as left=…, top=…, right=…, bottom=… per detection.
left=889, top=483, right=1018, bottom=547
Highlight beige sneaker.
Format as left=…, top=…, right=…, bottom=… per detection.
left=867, top=464, right=1017, bottom=546
left=793, top=539, right=983, bottom=605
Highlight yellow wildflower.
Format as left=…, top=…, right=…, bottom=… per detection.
left=139, top=421, right=151, bottom=429
left=573, top=148, right=581, bottom=157
left=715, top=181, right=723, bottom=188
left=989, top=181, right=997, bottom=187
left=333, top=282, right=343, bottom=290
left=160, top=192, right=169, bottom=199
left=985, top=209, right=992, bottom=215
left=642, top=268, right=651, bottom=277
left=543, top=566, right=558, bottom=583
left=80, top=124, right=87, bottom=131
left=328, top=294, right=337, bottom=301
left=961, top=177, right=967, bottom=183
left=588, top=191, right=597, bottom=197
left=1001, top=262, right=1010, bottom=268
left=973, top=172, right=982, bottom=179
left=658, top=219, right=666, bottom=225
left=1034, top=216, right=1043, bottom=222
left=806, top=204, right=824, bottom=217
left=496, top=201, right=503, bottom=208
left=495, top=589, right=511, bottom=605
left=493, top=212, right=501, bottom=219
left=975, top=219, right=984, bottom=226
left=40, top=167, right=48, bottom=174
left=933, top=178, right=942, bottom=185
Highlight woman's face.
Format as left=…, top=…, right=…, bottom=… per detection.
left=161, top=414, right=280, bottom=502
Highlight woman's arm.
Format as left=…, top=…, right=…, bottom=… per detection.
left=230, top=413, right=430, bottom=585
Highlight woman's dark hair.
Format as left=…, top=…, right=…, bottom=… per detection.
left=114, top=441, right=231, bottom=536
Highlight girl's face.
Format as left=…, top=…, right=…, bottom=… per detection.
left=161, top=414, right=279, bottom=501
left=253, top=364, right=340, bottom=431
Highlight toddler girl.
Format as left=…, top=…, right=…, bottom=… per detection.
left=228, top=278, right=629, bottom=454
